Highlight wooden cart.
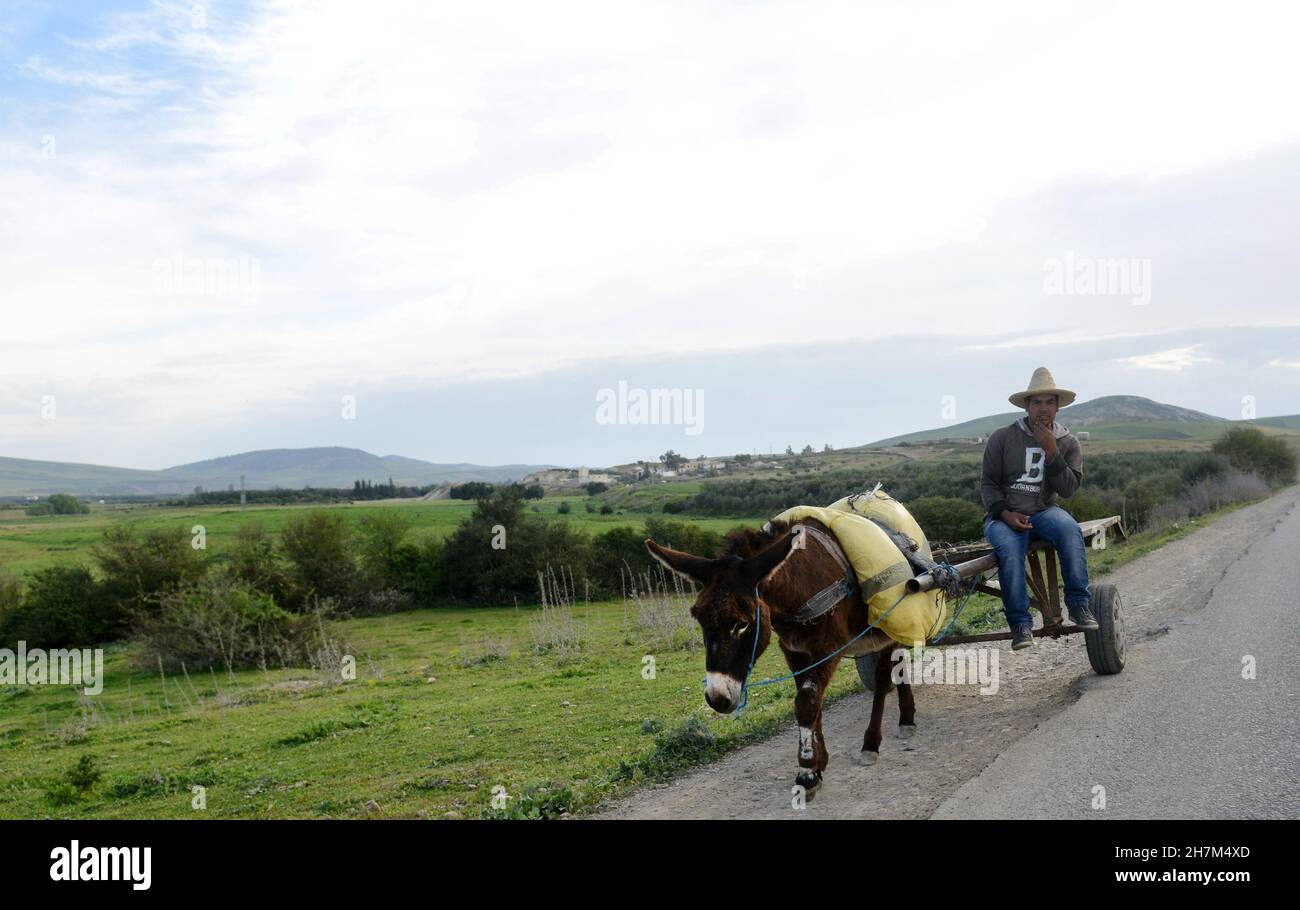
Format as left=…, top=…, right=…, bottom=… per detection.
left=915, top=515, right=1128, bottom=675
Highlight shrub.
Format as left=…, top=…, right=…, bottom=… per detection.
left=93, top=525, right=207, bottom=617
left=557, top=501, right=571, bottom=514
left=44, top=781, right=81, bottom=806
left=456, top=632, right=513, bottom=668
left=628, top=571, right=700, bottom=651
left=356, top=510, right=416, bottom=590
left=226, top=523, right=290, bottom=604
left=589, top=526, right=656, bottom=594
left=130, top=578, right=333, bottom=672
left=391, top=536, right=447, bottom=605
left=0, top=568, right=23, bottom=643
left=641, top=715, right=721, bottom=780
left=449, top=482, right=494, bottom=500
left=1121, top=469, right=1185, bottom=531
left=479, top=781, right=575, bottom=819
left=1055, top=491, right=1118, bottom=525
left=26, top=493, right=90, bottom=516
left=1212, top=426, right=1296, bottom=484
left=443, top=487, right=592, bottom=603
left=905, top=496, right=984, bottom=544
left=2, top=565, right=115, bottom=649
left=1179, top=452, right=1230, bottom=487
left=66, top=754, right=102, bottom=792
left=530, top=568, right=586, bottom=655
left=279, top=511, right=359, bottom=609
left=643, top=518, right=722, bottom=558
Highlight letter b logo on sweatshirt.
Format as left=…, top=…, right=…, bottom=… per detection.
left=1017, top=447, right=1046, bottom=483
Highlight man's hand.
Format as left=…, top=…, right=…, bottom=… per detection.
left=1000, top=509, right=1033, bottom=531
left=1029, top=415, right=1058, bottom=461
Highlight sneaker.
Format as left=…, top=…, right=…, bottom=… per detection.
left=1068, top=604, right=1100, bottom=630
left=1011, top=624, right=1034, bottom=650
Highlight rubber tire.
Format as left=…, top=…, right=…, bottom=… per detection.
left=855, top=653, right=877, bottom=691
left=1084, top=584, right=1125, bottom=675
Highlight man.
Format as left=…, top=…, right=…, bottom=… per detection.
left=980, top=367, right=1097, bottom=650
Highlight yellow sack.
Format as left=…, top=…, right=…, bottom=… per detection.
left=772, top=497, right=949, bottom=646
left=827, top=487, right=933, bottom=560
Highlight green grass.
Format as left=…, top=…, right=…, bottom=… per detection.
left=0, top=594, right=859, bottom=819
left=0, top=497, right=757, bottom=577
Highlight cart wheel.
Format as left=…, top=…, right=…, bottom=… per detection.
left=1084, top=584, right=1125, bottom=675
left=855, top=653, right=877, bottom=691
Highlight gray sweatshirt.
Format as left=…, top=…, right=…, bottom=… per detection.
left=980, top=417, right=1083, bottom=521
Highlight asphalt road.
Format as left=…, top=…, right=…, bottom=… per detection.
left=933, top=486, right=1300, bottom=819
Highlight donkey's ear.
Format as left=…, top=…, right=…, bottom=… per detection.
left=645, top=539, right=731, bottom=585
left=741, top=527, right=799, bottom=586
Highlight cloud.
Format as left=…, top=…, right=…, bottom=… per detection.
left=959, top=329, right=1172, bottom=352
left=17, top=55, right=174, bottom=97
left=1116, top=344, right=1218, bottom=372
left=3, top=1, right=1300, bottom=465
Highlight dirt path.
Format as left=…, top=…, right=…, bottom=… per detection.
left=593, top=485, right=1300, bottom=819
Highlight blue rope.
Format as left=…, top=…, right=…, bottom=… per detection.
left=927, top=567, right=985, bottom=645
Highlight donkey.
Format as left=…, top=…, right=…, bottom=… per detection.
left=645, top=517, right=915, bottom=800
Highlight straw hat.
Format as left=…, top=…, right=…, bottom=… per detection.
left=1008, top=367, right=1076, bottom=409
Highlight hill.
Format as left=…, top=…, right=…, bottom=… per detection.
left=859, top=395, right=1234, bottom=447
left=0, top=448, right=557, bottom=497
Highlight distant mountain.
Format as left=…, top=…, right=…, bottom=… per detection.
left=0, top=447, right=559, bottom=496
left=859, top=395, right=1247, bottom=447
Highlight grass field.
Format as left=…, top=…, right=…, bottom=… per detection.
left=0, top=495, right=757, bottom=578
left=0, top=497, right=1261, bottom=819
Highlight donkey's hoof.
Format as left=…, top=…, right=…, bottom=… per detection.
left=897, top=724, right=917, bottom=739
left=794, top=770, right=822, bottom=801
left=855, top=750, right=879, bottom=767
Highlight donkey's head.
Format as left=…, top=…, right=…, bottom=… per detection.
left=644, top=528, right=799, bottom=713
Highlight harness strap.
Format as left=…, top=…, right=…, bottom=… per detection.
left=790, top=525, right=857, bottom=625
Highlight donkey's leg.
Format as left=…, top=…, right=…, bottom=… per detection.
left=790, top=656, right=838, bottom=799
left=857, top=647, right=895, bottom=766
left=896, top=674, right=918, bottom=739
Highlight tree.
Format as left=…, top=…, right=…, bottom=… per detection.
left=905, top=497, right=985, bottom=544
left=589, top=526, right=656, bottom=592
left=443, top=485, right=591, bottom=602
left=1, top=566, right=112, bottom=649
left=659, top=450, right=685, bottom=472
left=823, top=443, right=834, bottom=453
left=1212, top=426, right=1296, bottom=484
left=784, top=445, right=794, bottom=456
left=93, top=525, right=206, bottom=620
left=801, top=445, right=814, bottom=455
left=584, top=481, right=608, bottom=496
left=356, top=510, right=416, bottom=588
left=279, top=511, right=358, bottom=609
left=227, top=522, right=289, bottom=604
left=26, top=493, right=90, bottom=516
left=450, top=482, right=494, bottom=500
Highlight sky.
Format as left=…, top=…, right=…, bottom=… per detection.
left=1, top=0, right=1298, bottom=470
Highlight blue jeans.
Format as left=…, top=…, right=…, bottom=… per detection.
left=982, top=506, right=1091, bottom=629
